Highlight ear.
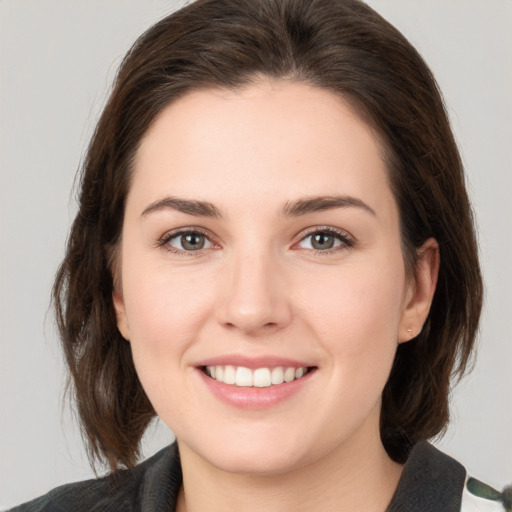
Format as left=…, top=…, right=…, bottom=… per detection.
left=398, top=238, right=440, bottom=343
left=113, top=284, right=131, bottom=341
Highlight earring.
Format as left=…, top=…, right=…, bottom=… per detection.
left=407, top=328, right=413, bottom=336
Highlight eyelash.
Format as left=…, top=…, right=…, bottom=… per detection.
left=156, top=226, right=355, bottom=256
left=157, top=227, right=217, bottom=256
left=294, top=226, right=355, bottom=255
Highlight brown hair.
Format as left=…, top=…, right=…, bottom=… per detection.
left=53, top=0, right=483, bottom=470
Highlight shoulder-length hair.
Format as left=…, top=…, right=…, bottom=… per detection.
left=54, top=0, right=483, bottom=471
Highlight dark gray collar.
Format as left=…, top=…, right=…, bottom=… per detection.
left=138, top=442, right=182, bottom=512
left=386, top=441, right=466, bottom=512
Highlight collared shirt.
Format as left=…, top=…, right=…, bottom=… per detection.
left=9, top=442, right=510, bottom=511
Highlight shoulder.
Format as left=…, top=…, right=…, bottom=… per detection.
left=7, top=443, right=182, bottom=512
left=387, top=442, right=511, bottom=512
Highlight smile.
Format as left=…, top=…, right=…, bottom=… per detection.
left=203, top=365, right=311, bottom=387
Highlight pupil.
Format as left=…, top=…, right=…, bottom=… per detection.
left=182, top=233, right=204, bottom=250
left=312, top=233, right=334, bottom=250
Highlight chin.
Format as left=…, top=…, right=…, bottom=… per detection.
left=210, top=446, right=305, bottom=476
left=181, top=429, right=312, bottom=476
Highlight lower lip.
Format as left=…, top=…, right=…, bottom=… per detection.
left=197, top=368, right=315, bottom=409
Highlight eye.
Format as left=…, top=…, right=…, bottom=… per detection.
left=160, top=229, right=214, bottom=253
left=296, top=228, right=353, bottom=252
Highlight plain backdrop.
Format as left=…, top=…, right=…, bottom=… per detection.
left=1, top=0, right=511, bottom=508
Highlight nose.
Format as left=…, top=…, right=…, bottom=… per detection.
left=216, top=250, right=293, bottom=336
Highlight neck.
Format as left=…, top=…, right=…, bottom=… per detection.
left=176, top=421, right=403, bottom=512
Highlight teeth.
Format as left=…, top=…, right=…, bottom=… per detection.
left=253, top=368, right=271, bottom=387
left=271, top=367, right=284, bottom=385
left=224, top=365, right=236, bottom=385
left=235, top=366, right=253, bottom=387
left=205, top=365, right=309, bottom=387
left=284, top=367, right=295, bottom=382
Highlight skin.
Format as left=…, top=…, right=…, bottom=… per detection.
left=113, top=80, right=439, bottom=512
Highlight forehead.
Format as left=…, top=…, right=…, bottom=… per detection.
left=130, top=80, right=394, bottom=217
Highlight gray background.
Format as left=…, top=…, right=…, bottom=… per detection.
left=1, top=0, right=511, bottom=508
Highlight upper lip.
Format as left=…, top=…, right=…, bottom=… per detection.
left=195, top=355, right=314, bottom=369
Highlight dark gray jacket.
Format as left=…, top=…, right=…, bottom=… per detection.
left=8, top=442, right=510, bottom=511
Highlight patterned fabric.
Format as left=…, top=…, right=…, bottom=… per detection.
left=461, top=477, right=512, bottom=512
left=8, top=441, right=510, bottom=511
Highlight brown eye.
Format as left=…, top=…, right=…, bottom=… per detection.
left=168, top=231, right=212, bottom=251
left=311, top=233, right=335, bottom=250
left=297, top=229, right=353, bottom=252
left=182, top=233, right=205, bottom=250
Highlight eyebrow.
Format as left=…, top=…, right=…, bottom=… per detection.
left=141, top=197, right=223, bottom=218
left=282, top=195, right=376, bottom=217
left=140, top=194, right=376, bottom=219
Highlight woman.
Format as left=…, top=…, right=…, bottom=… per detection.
left=7, top=0, right=510, bottom=510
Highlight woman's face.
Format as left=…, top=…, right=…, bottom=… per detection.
left=114, top=81, right=434, bottom=475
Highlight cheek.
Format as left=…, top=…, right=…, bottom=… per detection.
left=297, top=255, right=406, bottom=361
left=120, top=256, right=215, bottom=381
left=121, top=270, right=215, bottom=422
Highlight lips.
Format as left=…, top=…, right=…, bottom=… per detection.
left=195, top=356, right=317, bottom=408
